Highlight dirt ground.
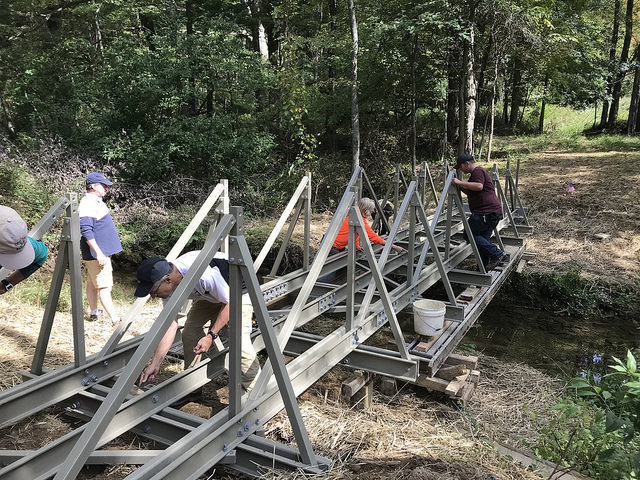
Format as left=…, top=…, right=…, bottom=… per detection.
left=515, top=149, right=640, bottom=284
left=0, top=298, right=559, bottom=480
left=2, top=146, right=629, bottom=479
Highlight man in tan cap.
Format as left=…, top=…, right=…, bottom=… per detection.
left=0, top=206, right=48, bottom=294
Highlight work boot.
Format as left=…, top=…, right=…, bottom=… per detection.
left=486, top=254, right=508, bottom=270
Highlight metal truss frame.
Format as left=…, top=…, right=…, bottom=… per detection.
left=0, top=162, right=532, bottom=479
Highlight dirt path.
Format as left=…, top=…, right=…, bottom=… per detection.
left=516, top=149, right=640, bottom=284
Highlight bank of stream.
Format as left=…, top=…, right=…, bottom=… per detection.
left=466, top=300, right=640, bottom=379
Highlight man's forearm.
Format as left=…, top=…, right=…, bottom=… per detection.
left=86, top=238, right=104, bottom=258
left=150, top=320, right=179, bottom=368
left=210, top=303, right=230, bottom=334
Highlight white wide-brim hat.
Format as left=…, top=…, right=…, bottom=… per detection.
left=0, top=206, right=36, bottom=270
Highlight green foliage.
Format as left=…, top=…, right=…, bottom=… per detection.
left=534, top=351, right=640, bottom=479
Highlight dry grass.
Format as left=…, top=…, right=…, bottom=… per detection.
left=517, top=150, right=640, bottom=284
left=262, top=355, right=559, bottom=480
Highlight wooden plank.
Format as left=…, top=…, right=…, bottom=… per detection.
left=341, top=372, right=370, bottom=398
left=444, top=372, right=469, bottom=396
left=435, top=364, right=467, bottom=381
left=414, top=374, right=448, bottom=393
left=443, top=353, right=478, bottom=370
left=457, top=285, right=480, bottom=303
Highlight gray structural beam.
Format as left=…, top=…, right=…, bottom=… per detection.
left=0, top=162, right=532, bottom=479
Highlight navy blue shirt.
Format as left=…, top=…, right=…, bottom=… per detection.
left=79, top=194, right=122, bottom=261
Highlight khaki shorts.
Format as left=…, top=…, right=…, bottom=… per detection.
left=85, top=258, right=114, bottom=289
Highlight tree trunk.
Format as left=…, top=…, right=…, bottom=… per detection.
left=410, top=33, right=418, bottom=175
left=487, top=57, right=499, bottom=163
left=502, top=74, right=509, bottom=124
left=446, top=46, right=460, bottom=150
left=601, top=0, right=621, bottom=128
left=608, top=0, right=633, bottom=129
left=509, top=58, right=522, bottom=130
left=628, top=47, right=640, bottom=134
left=347, top=0, right=360, bottom=170
left=475, top=28, right=493, bottom=119
left=462, top=19, right=476, bottom=154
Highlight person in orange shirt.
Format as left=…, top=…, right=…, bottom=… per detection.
left=332, top=197, right=406, bottom=254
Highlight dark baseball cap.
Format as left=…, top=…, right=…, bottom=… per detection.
left=135, top=256, right=172, bottom=297
left=86, top=172, right=113, bottom=186
left=454, top=153, right=474, bottom=169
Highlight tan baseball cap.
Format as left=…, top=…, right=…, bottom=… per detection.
left=0, top=206, right=35, bottom=270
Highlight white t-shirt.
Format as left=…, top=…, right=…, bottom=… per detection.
left=163, top=251, right=229, bottom=305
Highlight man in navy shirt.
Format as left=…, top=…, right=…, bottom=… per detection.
left=79, top=172, right=122, bottom=325
left=452, top=153, right=506, bottom=270
left=0, top=206, right=48, bottom=294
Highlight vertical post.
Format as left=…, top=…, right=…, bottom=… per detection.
left=66, top=194, right=86, bottom=367
left=445, top=192, right=453, bottom=260
left=345, top=202, right=357, bottom=331
left=407, top=196, right=416, bottom=288
left=420, top=162, right=427, bottom=204
left=393, top=166, right=400, bottom=223
left=303, top=172, right=311, bottom=270
left=30, top=242, right=68, bottom=374
left=222, top=179, right=229, bottom=255
left=228, top=207, right=243, bottom=416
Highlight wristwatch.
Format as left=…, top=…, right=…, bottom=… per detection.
left=1, top=279, right=14, bottom=291
left=207, top=330, right=218, bottom=340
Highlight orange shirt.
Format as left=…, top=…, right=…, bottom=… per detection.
left=333, top=216, right=384, bottom=250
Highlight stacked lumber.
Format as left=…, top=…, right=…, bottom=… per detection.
left=414, top=353, right=480, bottom=404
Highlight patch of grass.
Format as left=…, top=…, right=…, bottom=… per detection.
left=5, top=269, right=139, bottom=314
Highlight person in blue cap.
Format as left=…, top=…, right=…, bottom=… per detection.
left=79, top=172, right=122, bottom=325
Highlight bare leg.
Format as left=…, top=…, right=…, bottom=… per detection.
left=86, top=280, right=98, bottom=312
left=97, top=287, right=119, bottom=323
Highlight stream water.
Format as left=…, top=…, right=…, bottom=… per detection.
left=465, top=301, right=640, bottom=379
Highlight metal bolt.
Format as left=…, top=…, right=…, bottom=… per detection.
left=71, top=401, right=80, bottom=409
left=84, top=369, right=90, bottom=375
left=255, top=418, right=261, bottom=425
left=89, top=375, right=98, bottom=382
left=223, top=444, right=228, bottom=452
left=144, top=425, right=151, bottom=433
left=230, top=238, right=236, bottom=243
left=254, top=407, right=259, bottom=412
left=244, top=423, right=250, bottom=432
left=152, top=395, right=159, bottom=404
left=237, top=429, right=243, bottom=437
left=103, top=361, right=109, bottom=367
left=65, top=218, right=70, bottom=224
left=230, top=257, right=235, bottom=262
left=344, top=357, right=351, bottom=365
left=81, top=378, right=90, bottom=386
left=239, top=418, right=244, bottom=424
left=238, top=258, right=243, bottom=264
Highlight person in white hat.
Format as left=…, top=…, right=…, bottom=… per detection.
left=0, top=206, right=49, bottom=294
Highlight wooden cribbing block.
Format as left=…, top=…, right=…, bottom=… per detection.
left=415, top=337, right=438, bottom=352
left=341, top=371, right=370, bottom=400
left=454, top=383, right=476, bottom=404
left=469, top=370, right=481, bottom=385
left=351, top=380, right=373, bottom=410
left=435, top=364, right=468, bottom=381
left=457, top=285, right=480, bottom=303
left=378, top=376, right=397, bottom=396
left=444, top=353, right=478, bottom=370
left=415, top=374, right=448, bottom=393
left=444, top=372, right=470, bottom=396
